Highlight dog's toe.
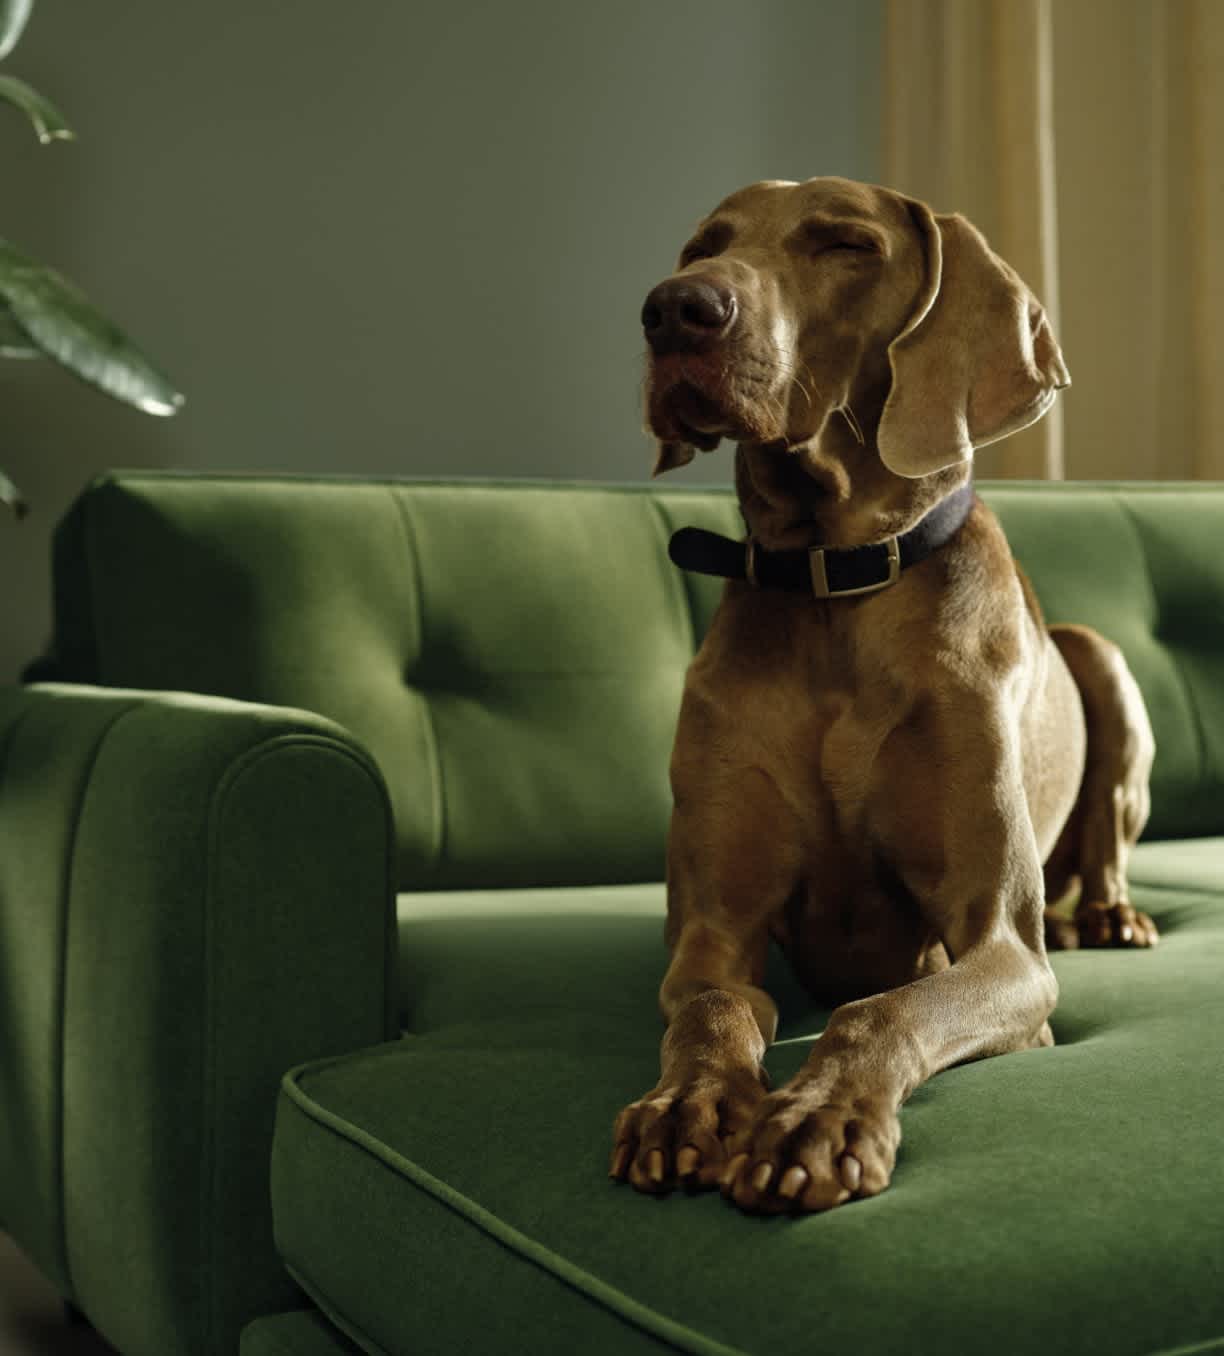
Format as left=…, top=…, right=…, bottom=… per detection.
left=1074, top=899, right=1159, bottom=948
left=720, top=1093, right=898, bottom=1215
left=611, top=1069, right=767, bottom=1195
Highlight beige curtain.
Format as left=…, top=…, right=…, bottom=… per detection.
left=883, top=0, right=1224, bottom=482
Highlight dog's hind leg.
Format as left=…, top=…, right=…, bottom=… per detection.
left=1043, top=624, right=1158, bottom=950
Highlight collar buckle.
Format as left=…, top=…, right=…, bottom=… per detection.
left=809, top=537, right=901, bottom=599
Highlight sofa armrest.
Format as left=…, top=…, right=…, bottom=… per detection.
left=0, top=683, right=397, bottom=1356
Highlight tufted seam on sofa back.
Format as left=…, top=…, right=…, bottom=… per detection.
left=646, top=496, right=699, bottom=658
left=386, top=487, right=447, bottom=874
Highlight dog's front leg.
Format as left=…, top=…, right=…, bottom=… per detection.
left=609, top=931, right=777, bottom=1195
left=720, top=935, right=1055, bottom=1213
left=723, top=704, right=1059, bottom=1215
left=610, top=766, right=800, bottom=1195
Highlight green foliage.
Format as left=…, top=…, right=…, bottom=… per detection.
left=0, top=73, right=71, bottom=143
left=0, top=238, right=183, bottom=415
left=0, top=0, right=34, bottom=62
left=1, top=0, right=183, bottom=515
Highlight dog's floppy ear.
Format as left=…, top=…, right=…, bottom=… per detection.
left=877, top=202, right=1070, bottom=479
left=651, top=439, right=697, bottom=478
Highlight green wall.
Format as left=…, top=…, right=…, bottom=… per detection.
left=0, top=1, right=881, bottom=679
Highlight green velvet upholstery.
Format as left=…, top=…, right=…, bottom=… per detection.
left=240, top=1310, right=363, bottom=1355
left=31, top=476, right=744, bottom=890
left=0, top=684, right=397, bottom=1355
left=29, top=476, right=1224, bottom=871
left=275, top=849, right=1224, bottom=1356
left=1, top=473, right=1222, bottom=1355
left=979, top=483, right=1224, bottom=841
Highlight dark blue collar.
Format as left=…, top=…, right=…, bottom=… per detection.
left=668, top=482, right=977, bottom=600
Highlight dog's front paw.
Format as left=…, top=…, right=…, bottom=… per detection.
left=720, top=1090, right=900, bottom=1215
left=609, top=1068, right=767, bottom=1195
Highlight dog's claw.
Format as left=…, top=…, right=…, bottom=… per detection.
left=777, top=1166, right=807, bottom=1200
left=609, top=1144, right=629, bottom=1179
left=721, top=1152, right=749, bottom=1189
left=750, top=1161, right=774, bottom=1192
left=675, top=1145, right=700, bottom=1177
left=839, top=1153, right=863, bottom=1192
left=646, top=1149, right=665, bottom=1184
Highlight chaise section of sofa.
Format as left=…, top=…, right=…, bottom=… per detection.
left=2, top=473, right=1223, bottom=1355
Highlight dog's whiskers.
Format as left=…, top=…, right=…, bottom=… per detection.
left=841, top=402, right=865, bottom=446
left=777, top=355, right=815, bottom=407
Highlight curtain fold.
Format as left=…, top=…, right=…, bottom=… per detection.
left=884, top=0, right=1062, bottom=479
left=1186, top=0, right=1224, bottom=478
left=883, top=0, right=1224, bottom=481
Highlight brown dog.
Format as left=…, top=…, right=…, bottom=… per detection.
left=609, top=177, right=1157, bottom=1215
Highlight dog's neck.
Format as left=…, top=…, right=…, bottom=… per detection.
left=733, top=383, right=970, bottom=553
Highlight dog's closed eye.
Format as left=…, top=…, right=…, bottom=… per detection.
left=679, top=220, right=735, bottom=267
left=794, top=219, right=885, bottom=258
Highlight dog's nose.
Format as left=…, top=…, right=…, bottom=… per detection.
left=641, top=278, right=737, bottom=353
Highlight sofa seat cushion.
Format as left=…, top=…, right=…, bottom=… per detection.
left=1129, top=835, right=1224, bottom=894
left=395, top=883, right=674, bottom=1038
left=392, top=841, right=1224, bottom=1038
left=274, top=867, right=1224, bottom=1356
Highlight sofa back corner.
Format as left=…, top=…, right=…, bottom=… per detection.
left=41, top=473, right=743, bottom=889
left=982, top=480, right=1224, bottom=841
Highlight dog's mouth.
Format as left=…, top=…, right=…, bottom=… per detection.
left=647, top=343, right=798, bottom=453
left=660, top=381, right=731, bottom=450
left=647, top=350, right=754, bottom=450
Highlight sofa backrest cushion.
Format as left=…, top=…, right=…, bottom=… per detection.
left=30, top=474, right=1223, bottom=887
left=987, top=482, right=1224, bottom=843
left=33, top=475, right=739, bottom=888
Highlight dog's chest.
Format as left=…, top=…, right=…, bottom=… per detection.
left=772, top=851, right=949, bottom=1004
left=687, top=593, right=945, bottom=999
left=689, top=600, right=913, bottom=819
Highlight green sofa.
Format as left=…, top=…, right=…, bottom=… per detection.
left=1, top=472, right=1222, bottom=1356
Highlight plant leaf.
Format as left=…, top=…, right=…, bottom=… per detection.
left=0, top=0, right=33, bottom=62
left=0, top=237, right=183, bottom=415
left=0, top=300, right=39, bottom=356
left=0, top=466, right=29, bottom=518
left=0, top=73, right=73, bottom=142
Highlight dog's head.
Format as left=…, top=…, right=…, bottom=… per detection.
left=642, top=176, right=1069, bottom=485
